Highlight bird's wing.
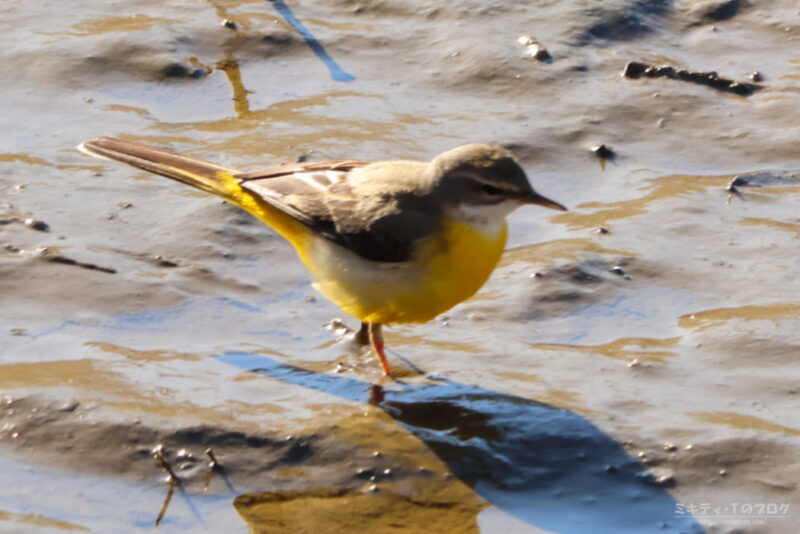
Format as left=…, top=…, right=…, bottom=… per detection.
left=235, top=160, right=371, bottom=235
left=237, top=162, right=440, bottom=263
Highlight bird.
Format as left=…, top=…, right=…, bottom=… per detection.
left=78, top=137, right=567, bottom=376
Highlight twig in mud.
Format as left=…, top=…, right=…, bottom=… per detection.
left=153, top=445, right=180, bottom=527
left=155, top=477, right=178, bottom=527
left=45, top=254, right=117, bottom=274
left=205, top=448, right=219, bottom=469
left=202, top=448, right=219, bottom=492
left=623, top=61, right=762, bottom=96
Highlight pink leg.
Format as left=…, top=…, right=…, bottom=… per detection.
left=368, top=323, right=391, bottom=376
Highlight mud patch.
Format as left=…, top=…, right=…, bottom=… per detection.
left=0, top=396, right=387, bottom=491
left=234, top=485, right=483, bottom=534
left=578, top=0, right=674, bottom=44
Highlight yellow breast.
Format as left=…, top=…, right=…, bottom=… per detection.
left=304, top=219, right=508, bottom=325
left=234, top=189, right=507, bottom=325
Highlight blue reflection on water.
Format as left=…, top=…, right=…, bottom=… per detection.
left=268, top=0, right=356, bottom=82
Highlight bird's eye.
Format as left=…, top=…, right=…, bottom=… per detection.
left=482, top=184, right=502, bottom=196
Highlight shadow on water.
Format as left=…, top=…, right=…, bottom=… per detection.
left=218, top=352, right=704, bottom=534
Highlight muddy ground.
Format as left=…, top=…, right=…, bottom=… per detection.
left=1, top=0, right=799, bottom=533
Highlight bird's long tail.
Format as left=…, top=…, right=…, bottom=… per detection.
left=78, top=136, right=309, bottom=246
left=78, top=137, right=242, bottom=201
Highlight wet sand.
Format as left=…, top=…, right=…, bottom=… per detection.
left=2, top=0, right=800, bottom=532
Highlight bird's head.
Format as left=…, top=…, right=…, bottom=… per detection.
left=428, top=144, right=567, bottom=227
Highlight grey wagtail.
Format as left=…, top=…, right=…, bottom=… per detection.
left=78, top=137, right=567, bottom=376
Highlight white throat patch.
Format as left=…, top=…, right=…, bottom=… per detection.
left=456, top=201, right=520, bottom=235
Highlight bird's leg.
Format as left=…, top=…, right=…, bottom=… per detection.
left=368, top=323, right=391, bottom=376
left=354, top=322, right=370, bottom=345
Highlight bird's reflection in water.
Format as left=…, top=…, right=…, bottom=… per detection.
left=218, top=352, right=703, bottom=534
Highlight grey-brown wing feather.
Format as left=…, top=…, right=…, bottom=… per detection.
left=237, top=163, right=439, bottom=263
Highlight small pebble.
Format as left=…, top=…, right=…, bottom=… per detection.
left=325, top=318, right=348, bottom=335
left=155, top=256, right=178, bottom=268
left=57, top=400, right=79, bottom=412
left=611, top=265, right=626, bottom=276
left=10, top=328, right=26, bottom=336
left=222, top=19, right=238, bottom=30
left=594, top=227, right=609, bottom=234
left=23, top=218, right=49, bottom=232
left=663, top=442, right=677, bottom=452
left=592, top=144, right=614, bottom=160
left=655, top=473, right=676, bottom=487
left=628, top=358, right=641, bottom=368
left=719, top=469, right=727, bottom=476
left=517, top=35, right=552, bottom=62
left=368, top=484, right=379, bottom=492
left=305, top=295, right=316, bottom=303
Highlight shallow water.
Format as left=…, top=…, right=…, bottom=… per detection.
left=2, top=0, right=800, bottom=532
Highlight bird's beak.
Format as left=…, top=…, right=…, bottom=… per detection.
left=524, top=190, right=568, bottom=211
